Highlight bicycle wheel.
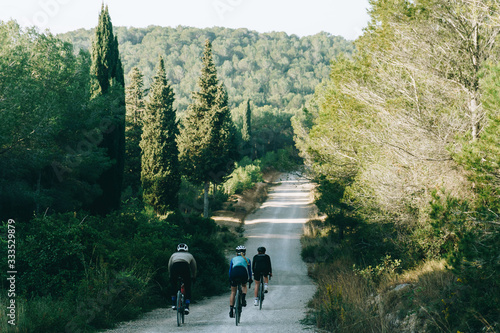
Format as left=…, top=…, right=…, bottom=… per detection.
left=176, top=290, right=183, bottom=327
left=234, top=287, right=241, bottom=326
left=181, top=294, right=185, bottom=324
left=259, top=276, right=264, bottom=310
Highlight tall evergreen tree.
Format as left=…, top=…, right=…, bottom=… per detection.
left=140, top=57, right=180, bottom=214
left=89, top=4, right=126, bottom=214
left=124, top=67, right=144, bottom=195
left=241, top=99, right=253, bottom=158
left=178, top=39, right=237, bottom=218
left=208, top=83, right=238, bottom=183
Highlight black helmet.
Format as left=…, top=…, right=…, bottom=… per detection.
left=258, top=246, right=266, bottom=253
left=177, top=243, right=188, bottom=252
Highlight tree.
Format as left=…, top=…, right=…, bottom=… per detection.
left=89, top=4, right=126, bottom=214
left=178, top=39, right=237, bottom=217
left=0, top=21, right=110, bottom=221
left=140, top=57, right=181, bottom=214
left=124, top=67, right=145, bottom=195
left=241, top=99, right=253, bottom=158
left=208, top=83, right=238, bottom=185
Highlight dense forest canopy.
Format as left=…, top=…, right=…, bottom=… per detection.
left=59, top=26, right=354, bottom=115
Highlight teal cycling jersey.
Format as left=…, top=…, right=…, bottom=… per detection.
left=229, top=255, right=252, bottom=278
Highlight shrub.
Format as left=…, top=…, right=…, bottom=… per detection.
left=223, top=161, right=263, bottom=195
left=0, top=204, right=231, bottom=331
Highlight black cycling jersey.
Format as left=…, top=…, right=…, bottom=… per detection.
left=252, top=253, right=272, bottom=276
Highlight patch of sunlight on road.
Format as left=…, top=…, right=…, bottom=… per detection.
left=260, top=200, right=310, bottom=209
left=245, top=218, right=309, bottom=225
left=247, top=234, right=301, bottom=240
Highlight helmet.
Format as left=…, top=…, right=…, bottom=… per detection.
left=258, top=246, right=266, bottom=253
left=177, top=243, right=188, bottom=252
left=236, top=245, right=246, bottom=253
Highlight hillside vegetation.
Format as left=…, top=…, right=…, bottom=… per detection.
left=59, top=26, right=354, bottom=114
left=0, top=11, right=343, bottom=331
left=294, top=1, right=500, bottom=332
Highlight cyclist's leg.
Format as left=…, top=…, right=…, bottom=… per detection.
left=229, top=285, right=237, bottom=306
left=253, top=271, right=261, bottom=297
left=170, top=263, right=183, bottom=309
left=176, top=262, right=191, bottom=310
left=241, top=270, right=249, bottom=306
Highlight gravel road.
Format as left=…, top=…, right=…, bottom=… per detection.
left=103, top=173, right=317, bottom=333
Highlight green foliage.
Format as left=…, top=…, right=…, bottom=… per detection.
left=88, top=5, right=126, bottom=215
left=0, top=206, right=232, bottom=331
left=60, top=27, right=354, bottom=115
left=0, top=21, right=111, bottom=221
left=429, top=192, right=500, bottom=331
left=178, top=40, right=237, bottom=187
left=260, top=148, right=300, bottom=172
left=140, top=57, right=181, bottom=214
left=223, top=161, right=263, bottom=195
left=124, top=67, right=145, bottom=196
left=353, top=255, right=402, bottom=287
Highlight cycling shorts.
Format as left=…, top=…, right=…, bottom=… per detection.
left=253, top=270, right=270, bottom=281
left=229, top=266, right=248, bottom=287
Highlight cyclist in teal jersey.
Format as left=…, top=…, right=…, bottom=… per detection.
left=228, top=245, right=252, bottom=318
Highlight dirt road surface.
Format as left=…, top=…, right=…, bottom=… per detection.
left=104, top=173, right=316, bottom=333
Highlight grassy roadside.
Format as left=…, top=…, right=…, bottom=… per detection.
left=300, top=217, right=483, bottom=333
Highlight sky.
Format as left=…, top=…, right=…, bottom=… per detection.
left=0, top=0, right=371, bottom=40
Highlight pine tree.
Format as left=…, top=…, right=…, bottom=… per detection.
left=241, top=99, right=253, bottom=158
left=140, top=57, right=180, bottom=214
left=178, top=39, right=237, bottom=218
left=89, top=4, right=126, bottom=214
left=124, top=67, right=144, bottom=195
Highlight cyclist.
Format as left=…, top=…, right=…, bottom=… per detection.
left=228, top=245, right=253, bottom=318
left=252, top=246, right=272, bottom=306
left=168, top=243, right=197, bottom=315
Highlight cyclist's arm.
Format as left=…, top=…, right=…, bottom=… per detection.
left=228, top=258, right=234, bottom=279
left=247, top=259, right=253, bottom=282
left=168, top=254, right=174, bottom=275
left=190, top=256, right=197, bottom=279
left=267, top=255, right=272, bottom=275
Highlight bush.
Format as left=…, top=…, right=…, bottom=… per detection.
left=223, top=160, right=263, bottom=195
left=0, top=205, right=232, bottom=331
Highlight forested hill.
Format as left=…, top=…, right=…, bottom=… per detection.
left=59, top=26, right=354, bottom=115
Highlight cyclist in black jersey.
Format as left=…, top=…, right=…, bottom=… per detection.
left=252, top=246, right=272, bottom=306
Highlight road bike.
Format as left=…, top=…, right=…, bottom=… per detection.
left=176, top=277, right=186, bottom=326
left=234, top=281, right=243, bottom=326
left=257, top=274, right=271, bottom=310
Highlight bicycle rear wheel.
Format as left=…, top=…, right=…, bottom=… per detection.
left=259, top=276, right=264, bottom=310
left=235, top=287, right=241, bottom=326
left=176, top=290, right=183, bottom=327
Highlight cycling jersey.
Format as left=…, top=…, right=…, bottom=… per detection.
left=229, top=255, right=252, bottom=280
left=252, top=253, right=272, bottom=275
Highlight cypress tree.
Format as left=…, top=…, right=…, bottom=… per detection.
left=89, top=4, right=126, bottom=214
left=178, top=39, right=237, bottom=217
left=140, top=57, right=180, bottom=214
left=208, top=83, right=238, bottom=184
left=241, top=99, right=253, bottom=158
left=124, top=67, right=144, bottom=195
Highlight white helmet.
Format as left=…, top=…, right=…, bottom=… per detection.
left=236, top=245, right=246, bottom=253
left=177, top=243, right=188, bottom=252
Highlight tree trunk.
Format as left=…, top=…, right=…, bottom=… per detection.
left=203, top=181, right=210, bottom=218
left=471, top=96, right=480, bottom=141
